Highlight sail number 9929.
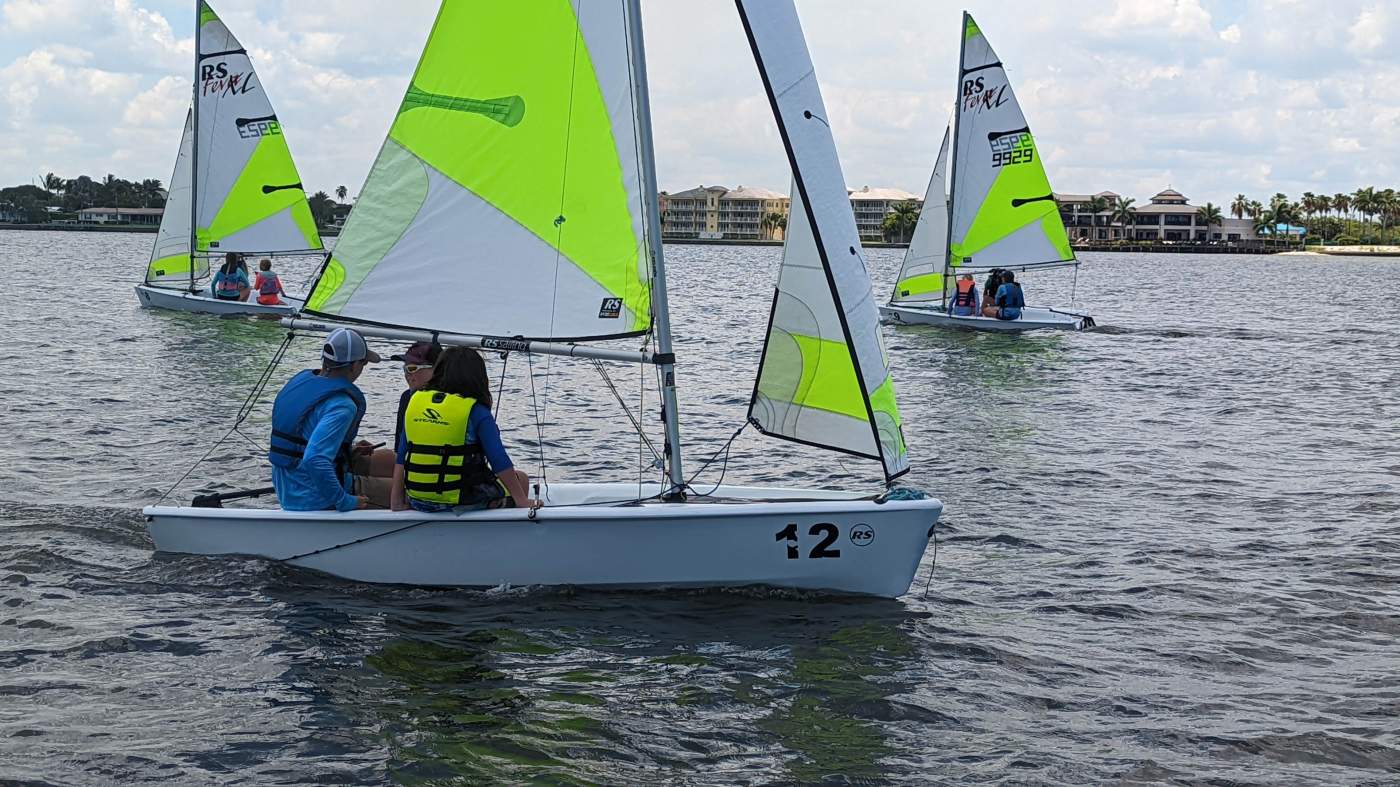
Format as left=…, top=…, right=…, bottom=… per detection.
left=989, top=132, right=1034, bottom=168
left=775, top=523, right=841, bottom=559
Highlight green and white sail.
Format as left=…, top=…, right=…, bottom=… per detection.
left=891, top=126, right=950, bottom=304
left=303, top=1, right=653, bottom=341
left=146, top=2, right=321, bottom=284
left=738, top=0, right=909, bottom=481
left=146, top=108, right=199, bottom=284
left=947, top=12, right=1073, bottom=271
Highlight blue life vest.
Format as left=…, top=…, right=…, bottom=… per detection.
left=214, top=269, right=242, bottom=297
left=995, top=282, right=1024, bottom=320
left=267, top=369, right=367, bottom=474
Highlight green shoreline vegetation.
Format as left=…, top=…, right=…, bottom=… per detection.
left=0, top=172, right=348, bottom=230
left=6, top=173, right=1400, bottom=249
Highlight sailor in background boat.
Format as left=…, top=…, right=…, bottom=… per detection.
left=981, top=270, right=1005, bottom=318
left=994, top=271, right=1026, bottom=321
left=949, top=273, right=980, bottom=316
left=267, top=327, right=381, bottom=512
left=390, top=347, right=541, bottom=513
left=348, top=340, right=442, bottom=508
left=211, top=253, right=251, bottom=301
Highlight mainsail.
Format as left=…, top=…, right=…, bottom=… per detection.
left=302, top=1, right=653, bottom=341
left=947, top=13, right=1072, bottom=271
left=891, top=127, right=950, bottom=303
left=738, top=0, right=909, bottom=481
left=146, top=1, right=321, bottom=284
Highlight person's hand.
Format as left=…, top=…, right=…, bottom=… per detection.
left=355, top=495, right=372, bottom=510
left=352, top=439, right=376, bottom=456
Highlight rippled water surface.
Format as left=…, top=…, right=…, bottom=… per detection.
left=1, top=229, right=1398, bottom=785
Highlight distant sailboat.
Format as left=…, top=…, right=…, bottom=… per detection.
left=134, top=1, right=323, bottom=316
left=144, top=0, right=941, bottom=598
left=880, top=12, right=1093, bottom=332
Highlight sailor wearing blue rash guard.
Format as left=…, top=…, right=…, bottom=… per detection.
left=995, top=271, right=1026, bottom=321
left=268, top=327, right=381, bottom=511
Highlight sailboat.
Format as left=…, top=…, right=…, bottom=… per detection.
left=134, top=1, right=324, bottom=316
left=879, top=13, right=1093, bottom=332
left=143, top=0, right=942, bottom=598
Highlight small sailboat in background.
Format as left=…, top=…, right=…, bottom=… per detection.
left=135, top=1, right=323, bottom=316
left=144, top=0, right=941, bottom=598
left=880, top=12, right=1093, bottom=332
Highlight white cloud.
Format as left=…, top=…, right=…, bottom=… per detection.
left=2, top=0, right=1400, bottom=211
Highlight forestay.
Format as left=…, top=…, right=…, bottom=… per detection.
left=737, top=0, right=909, bottom=481
left=948, top=13, right=1073, bottom=271
left=146, top=2, right=321, bottom=283
left=891, top=127, right=950, bottom=303
left=303, top=1, right=653, bottom=341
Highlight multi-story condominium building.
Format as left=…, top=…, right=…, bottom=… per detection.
left=660, top=185, right=727, bottom=239
left=847, top=185, right=921, bottom=242
left=660, top=184, right=921, bottom=242
left=717, top=186, right=790, bottom=240
left=1054, top=189, right=1258, bottom=242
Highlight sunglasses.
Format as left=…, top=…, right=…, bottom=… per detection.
left=403, top=363, right=433, bottom=374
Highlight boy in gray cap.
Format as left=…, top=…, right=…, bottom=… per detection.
left=267, top=328, right=381, bottom=511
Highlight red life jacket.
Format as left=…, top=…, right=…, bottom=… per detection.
left=951, top=279, right=977, bottom=307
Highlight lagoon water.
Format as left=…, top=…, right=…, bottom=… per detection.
left=1, top=228, right=1397, bottom=785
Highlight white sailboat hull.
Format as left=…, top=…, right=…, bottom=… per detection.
left=135, top=283, right=304, bottom=317
left=144, top=483, right=941, bottom=598
left=881, top=302, right=1089, bottom=332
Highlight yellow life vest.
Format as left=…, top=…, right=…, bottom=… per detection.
left=402, top=390, right=493, bottom=505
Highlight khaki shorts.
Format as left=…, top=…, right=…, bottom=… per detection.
left=352, top=474, right=392, bottom=509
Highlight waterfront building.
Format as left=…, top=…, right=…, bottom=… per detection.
left=718, top=186, right=789, bottom=241
left=1054, top=189, right=1258, bottom=243
left=77, top=206, right=164, bottom=226
left=660, top=185, right=728, bottom=239
left=848, top=185, right=921, bottom=242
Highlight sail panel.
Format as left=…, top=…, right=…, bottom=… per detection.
left=891, top=126, right=950, bottom=303
left=146, top=108, right=203, bottom=284
left=739, top=0, right=909, bottom=480
left=948, top=13, right=1072, bottom=270
left=193, top=2, right=321, bottom=254
left=304, top=1, right=652, bottom=340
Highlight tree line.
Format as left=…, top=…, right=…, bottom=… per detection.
left=1, top=172, right=353, bottom=229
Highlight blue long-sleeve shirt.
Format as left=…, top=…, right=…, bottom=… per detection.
left=272, top=395, right=359, bottom=512
left=396, top=403, right=512, bottom=474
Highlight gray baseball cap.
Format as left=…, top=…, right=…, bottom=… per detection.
left=322, top=327, right=381, bottom=366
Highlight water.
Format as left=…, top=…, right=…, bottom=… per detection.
left=1, top=229, right=1397, bottom=785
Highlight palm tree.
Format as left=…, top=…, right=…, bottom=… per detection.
left=1248, top=200, right=1263, bottom=220
left=42, top=173, right=65, bottom=199
left=883, top=200, right=921, bottom=244
left=1252, top=209, right=1276, bottom=240
left=1110, top=196, right=1136, bottom=241
left=762, top=211, right=787, bottom=240
left=335, top=185, right=348, bottom=202
left=1195, top=202, right=1223, bottom=241
left=1230, top=193, right=1249, bottom=220
left=307, top=190, right=336, bottom=228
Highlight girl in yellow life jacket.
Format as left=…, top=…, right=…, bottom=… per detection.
left=389, top=347, right=539, bottom=512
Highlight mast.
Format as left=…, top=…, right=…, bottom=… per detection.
left=624, top=0, right=685, bottom=495
left=941, top=10, right=969, bottom=312
left=188, top=0, right=201, bottom=294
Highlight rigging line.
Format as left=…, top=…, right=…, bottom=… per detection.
left=282, top=519, right=437, bottom=562
left=526, top=349, right=549, bottom=494
left=920, top=521, right=939, bottom=600
left=495, top=351, right=510, bottom=415
left=591, top=359, right=661, bottom=463
left=684, top=421, right=749, bottom=497
left=546, top=3, right=586, bottom=344
left=156, top=330, right=294, bottom=505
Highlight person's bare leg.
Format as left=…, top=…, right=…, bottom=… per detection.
left=368, top=447, right=396, bottom=477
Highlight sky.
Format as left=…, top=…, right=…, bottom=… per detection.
left=2, top=0, right=1398, bottom=209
